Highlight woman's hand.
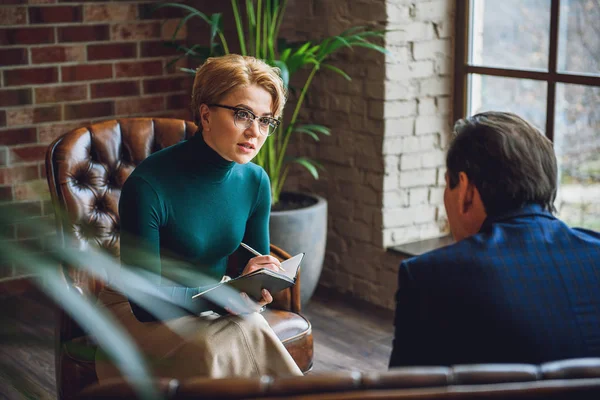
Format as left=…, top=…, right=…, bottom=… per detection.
left=241, top=254, right=282, bottom=276
left=222, top=255, right=281, bottom=315
left=242, top=255, right=281, bottom=307
left=223, top=289, right=272, bottom=316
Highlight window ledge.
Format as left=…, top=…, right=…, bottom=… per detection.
left=388, top=235, right=455, bottom=258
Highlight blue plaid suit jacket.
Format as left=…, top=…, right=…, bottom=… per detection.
left=389, top=204, right=600, bottom=367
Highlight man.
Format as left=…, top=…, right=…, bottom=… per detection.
left=389, top=111, right=600, bottom=367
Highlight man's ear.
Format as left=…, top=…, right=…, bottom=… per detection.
left=457, top=171, right=476, bottom=215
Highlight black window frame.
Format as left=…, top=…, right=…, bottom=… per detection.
left=453, top=0, right=600, bottom=142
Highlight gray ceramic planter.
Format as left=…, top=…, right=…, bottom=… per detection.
left=269, top=192, right=327, bottom=306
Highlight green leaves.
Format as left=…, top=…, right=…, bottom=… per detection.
left=155, top=2, right=230, bottom=60
left=210, top=13, right=225, bottom=53
left=168, top=12, right=195, bottom=42
left=0, top=205, right=256, bottom=399
left=322, top=64, right=351, bottom=81
left=0, top=241, right=160, bottom=400
left=294, top=124, right=331, bottom=141
left=280, top=41, right=319, bottom=75
left=289, top=157, right=324, bottom=180
left=272, top=60, right=289, bottom=87
left=315, top=27, right=389, bottom=61
left=232, top=0, right=247, bottom=55
left=164, top=44, right=211, bottom=71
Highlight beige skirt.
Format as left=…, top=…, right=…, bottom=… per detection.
left=95, top=287, right=302, bottom=381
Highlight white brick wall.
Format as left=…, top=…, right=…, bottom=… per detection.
left=413, top=39, right=453, bottom=60
left=399, top=168, right=437, bottom=187
left=383, top=99, right=417, bottom=118
left=414, top=0, right=454, bottom=21
left=286, top=0, right=455, bottom=309
left=382, top=0, right=455, bottom=247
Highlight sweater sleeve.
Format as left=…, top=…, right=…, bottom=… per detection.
left=236, top=169, right=272, bottom=276
left=119, top=176, right=224, bottom=321
left=119, top=176, right=163, bottom=282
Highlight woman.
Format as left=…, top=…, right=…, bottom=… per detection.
left=96, top=54, right=302, bottom=380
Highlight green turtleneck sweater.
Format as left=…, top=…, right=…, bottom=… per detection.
left=119, top=131, right=271, bottom=321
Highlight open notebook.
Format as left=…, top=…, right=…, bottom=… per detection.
left=192, top=253, right=305, bottom=302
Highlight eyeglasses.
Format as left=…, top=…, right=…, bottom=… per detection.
left=208, top=104, right=280, bottom=136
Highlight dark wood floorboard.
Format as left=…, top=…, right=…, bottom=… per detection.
left=302, top=291, right=394, bottom=373
left=0, top=290, right=393, bottom=399
left=0, top=294, right=56, bottom=400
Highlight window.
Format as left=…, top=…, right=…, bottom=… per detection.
left=454, top=0, right=600, bottom=230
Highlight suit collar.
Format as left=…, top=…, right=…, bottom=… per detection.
left=480, top=204, right=555, bottom=232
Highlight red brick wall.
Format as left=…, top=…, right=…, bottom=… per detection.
left=0, top=1, right=194, bottom=279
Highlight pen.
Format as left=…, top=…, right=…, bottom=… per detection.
left=240, top=242, right=286, bottom=272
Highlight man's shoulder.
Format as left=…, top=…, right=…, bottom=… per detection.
left=570, top=226, right=600, bottom=244
left=400, top=239, right=463, bottom=283
left=403, top=219, right=600, bottom=279
left=401, top=233, right=511, bottom=282
left=403, top=238, right=475, bottom=269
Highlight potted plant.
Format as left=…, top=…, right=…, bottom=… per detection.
left=156, top=0, right=386, bottom=304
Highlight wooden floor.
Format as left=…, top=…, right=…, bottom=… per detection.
left=0, top=290, right=394, bottom=399
left=1, top=294, right=57, bottom=400
left=303, top=291, right=394, bottom=373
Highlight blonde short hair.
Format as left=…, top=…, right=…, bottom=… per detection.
left=191, top=54, right=287, bottom=126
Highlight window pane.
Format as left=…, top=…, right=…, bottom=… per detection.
left=468, top=74, right=547, bottom=131
left=554, top=84, right=600, bottom=230
left=557, top=0, right=600, bottom=75
left=469, top=0, right=550, bottom=70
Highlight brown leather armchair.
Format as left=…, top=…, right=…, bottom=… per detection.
left=45, top=118, right=313, bottom=400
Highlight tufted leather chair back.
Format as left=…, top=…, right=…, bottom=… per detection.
left=46, top=118, right=198, bottom=307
